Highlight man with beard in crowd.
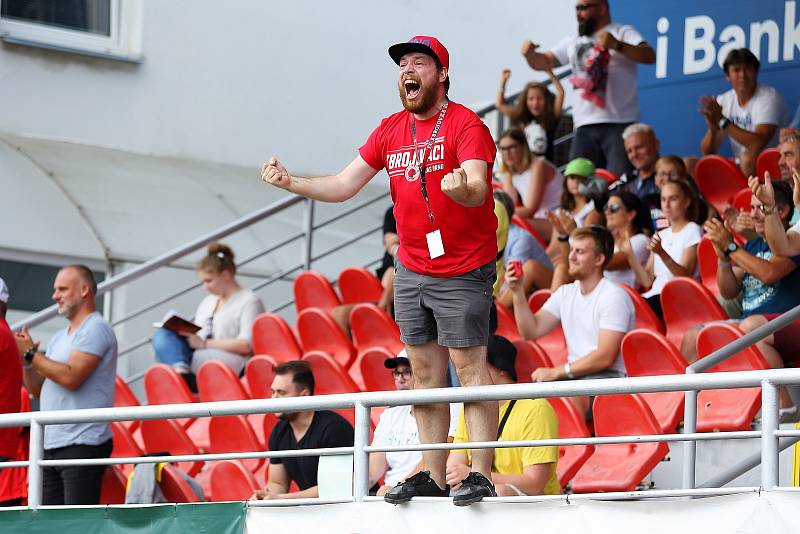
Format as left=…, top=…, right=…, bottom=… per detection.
left=260, top=36, right=499, bottom=506
left=521, top=0, right=655, bottom=177
left=250, top=361, right=354, bottom=500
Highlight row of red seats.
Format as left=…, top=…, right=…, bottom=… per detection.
left=694, top=149, right=779, bottom=214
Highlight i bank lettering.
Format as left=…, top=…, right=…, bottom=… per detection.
left=386, top=142, right=445, bottom=170
left=654, top=0, right=800, bottom=78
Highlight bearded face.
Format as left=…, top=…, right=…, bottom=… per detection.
left=578, top=16, right=598, bottom=36
left=397, top=52, right=444, bottom=115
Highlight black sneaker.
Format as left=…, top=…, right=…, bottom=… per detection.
left=451, top=472, right=496, bottom=506
left=383, top=471, right=450, bottom=504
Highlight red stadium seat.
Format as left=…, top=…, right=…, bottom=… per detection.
left=695, top=155, right=748, bottom=214
left=620, top=285, right=665, bottom=334
left=160, top=464, right=200, bottom=503
left=110, top=421, right=144, bottom=475
left=302, top=351, right=361, bottom=425
left=695, top=323, right=769, bottom=432
left=210, top=460, right=260, bottom=502
left=495, top=302, right=521, bottom=341
left=252, top=313, right=303, bottom=363
left=595, top=168, right=619, bottom=186
left=621, top=329, right=688, bottom=433
left=245, top=355, right=278, bottom=399
left=114, top=375, right=141, bottom=432
left=660, top=277, right=727, bottom=349
left=338, top=267, right=384, bottom=304
left=209, top=416, right=264, bottom=473
left=100, top=465, right=128, bottom=505
left=547, top=397, right=593, bottom=487
left=144, top=364, right=197, bottom=429
left=293, top=271, right=342, bottom=313
left=511, top=215, right=547, bottom=248
left=349, top=303, right=404, bottom=355
left=697, top=238, right=723, bottom=297
left=527, top=289, right=568, bottom=366
left=732, top=188, right=752, bottom=213
left=356, top=346, right=397, bottom=392
left=297, top=307, right=357, bottom=369
left=513, top=340, right=552, bottom=383
left=140, top=418, right=204, bottom=476
left=756, top=148, right=781, bottom=181
left=571, top=394, right=668, bottom=493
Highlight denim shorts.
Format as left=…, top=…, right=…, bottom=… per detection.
left=393, top=258, right=495, bottom=348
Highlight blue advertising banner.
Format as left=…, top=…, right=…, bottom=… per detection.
left=616, top=0, right=800, bottom=157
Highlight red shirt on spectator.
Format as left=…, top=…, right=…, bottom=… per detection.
left=0, top=318, right=21, bottom=459
left=359, top=101, right=497, bottom=277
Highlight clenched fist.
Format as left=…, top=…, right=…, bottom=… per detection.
left=441, top=168, right=470, bottom=203
left=595, top=30, right=619, bottom=51
left=521, top=40, right=539, bottom=58
left=261, top=157, right=292, bottom=190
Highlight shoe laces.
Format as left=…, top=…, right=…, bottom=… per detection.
left=402, top=470, right=433, bottom=486
left=461, top=472, right=490, bottom=487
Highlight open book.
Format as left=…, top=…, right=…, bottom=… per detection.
left=152, top=310, right=202, bottom=335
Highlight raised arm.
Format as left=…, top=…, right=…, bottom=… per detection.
left=506, top=269, right=560, bottom=340
left=596, top=31, right=655, bottom=64
left=545, top=69, right=565, bottom=120
left=496, top=69, right=513, bottom=117
left=521, top=40, right=558, bottom=72
left=751, top=173, right=800, bottom=256
left=261, top=155, right=379, bottom=203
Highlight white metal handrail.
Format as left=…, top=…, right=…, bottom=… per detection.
left=1, top=368, right=798, bottom=509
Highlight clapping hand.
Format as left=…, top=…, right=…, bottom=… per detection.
left=546, top=209, right=576, bottom=237
left=748, top=171, right=776, bottom=208
left=260, top=157, right=292, bottom=190
left=703, top=217, right=734, bottom=257
left=647, top=232, right=666, bottom=257
left=616, top=229, right=633, bottom=256
left=698, top=96, right=723, bottom=128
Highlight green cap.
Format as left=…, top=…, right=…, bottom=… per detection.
left=564, top=157, right=596, bottom=178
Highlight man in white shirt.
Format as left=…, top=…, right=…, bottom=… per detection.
left=373, top=351, right=459, bottom=497
left=700, top=48, right=790, bottom=177
left=521, top=0, right=655, bottom=177
left=507, top=225, right=634, bottom=415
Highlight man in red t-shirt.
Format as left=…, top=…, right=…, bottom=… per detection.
left=261, top=35, right=499, bottom=506
left=0, top=278, right=23, bottom=506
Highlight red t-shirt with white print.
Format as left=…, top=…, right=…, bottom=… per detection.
left=359, top=101, right=497, bottom=277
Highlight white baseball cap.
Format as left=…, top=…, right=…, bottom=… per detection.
left=0, top=277, right=8, bottom=304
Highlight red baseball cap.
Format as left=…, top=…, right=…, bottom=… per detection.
left=389, top=36, right=449, bottom=70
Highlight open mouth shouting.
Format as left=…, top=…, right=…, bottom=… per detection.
left=404, top=78, right=421, bottom=100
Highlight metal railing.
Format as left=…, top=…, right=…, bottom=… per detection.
left=1, top=368, right=799, bottom=509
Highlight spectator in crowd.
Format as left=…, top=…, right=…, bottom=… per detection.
left=683, top=181, right=800, bottom=415
left=521, top=0, right=655, bottom=176
left=262, top=36, right=500, bottom=506
left=495, top=69, right=564, bottom=163
left=776, top=128, right=800, bottom=183
left=700, top=48, right=790, bottom=177
left=552, top=157, right=605, bottom=235
left=370, top=351, right=459, bottom=496
left=624, top=179, right=703, bottom=318
left=152, top=242, right=265, bottom=386
left=508, top=226, right=634, bottom=415
left=251, top=361, right=354, bottom=500
left=446, top=335, right=560, bottom=497
left=14, top=265, right=117, bottom=505
left=498, top=128, right=565, bottom=237
left=610, top=123, right=660, bottom=217
left=494, top=190, right=554, bottom=306
left=0, top=278, right=23, bottom=507
left=653, top=155, right=709, bottom=226
left=603, top=191, right=653, bottom=289
left=376, top=206, right=399, bottom=314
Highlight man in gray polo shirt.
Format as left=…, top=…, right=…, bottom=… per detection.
left=15, top=265, right=117, bottom=505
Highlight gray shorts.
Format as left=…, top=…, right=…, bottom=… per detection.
left=394, top=259, right=495, bottom=348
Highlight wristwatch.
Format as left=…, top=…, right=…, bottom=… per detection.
left=724, top=242, right=739, bottom=257
left=718, top=117, right=731, bottom=130
left=23, top=347, right=36, bottom=364
left=758, top=204, right=779, bottom=215
left=557, top=234, right=570, bottom=243
left=563, top=362, right=575, bottom=379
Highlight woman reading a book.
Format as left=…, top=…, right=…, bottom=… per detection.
left=151, top=242, right=265, bottom=388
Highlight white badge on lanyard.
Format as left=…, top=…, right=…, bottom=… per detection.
left=426, top=229, right=445, bottom=259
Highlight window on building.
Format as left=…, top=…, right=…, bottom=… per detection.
left=0, top=0, right=142, bottom=62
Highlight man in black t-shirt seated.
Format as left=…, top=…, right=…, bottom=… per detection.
left=250, top=361, right=354, bottom=500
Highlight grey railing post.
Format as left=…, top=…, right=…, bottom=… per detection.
left=682, top=368, right=698, bottom=489
left=302, top=199, right=315, bottom=271
left=761, top=380, right=779, bottom=490
left=27, top=420, right=44, bottom=509
left=353, top=401, right=371, bottom=502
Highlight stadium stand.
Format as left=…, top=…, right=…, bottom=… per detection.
left=210, top=460, right=260, bottom=502
left=756, top=147, right=781, bottom=181
left=546, top=397, right=593, bottom=487
left=337, top=267, right=384, bottom=305
left=660, top=277, right=727, bottom=349
left=252, top=313, right=304, bottom=363
left=620, top=285, right=665, bottom=334
left=297, top=307, right=357, bottom=369
left=694, top=155, right=748, bottom=214
left=348, top=303, right=404, bottom=355
left=293, top=271, right=341, bottom=313
left=527, top=289, right=568, bottom=365
left=245, top=355, right=278, bottom=399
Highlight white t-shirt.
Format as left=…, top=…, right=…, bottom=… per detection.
left=717, top=84, right=789, bottom=158
left=574, top=200, right=596, bottom=228
left=507, top=163, right=564, bottom=219
left=195, top=288, right=265, bottom=345
left=550, top=22, right=645, bottom=128
left=524, top=121, right=548, bottom=156
left=541, top=278, right=633, bottom=375
left=643, top=222, right=703, bottom=298
left=605, top=233, right=649, bottom=289
left=372, top=403, right=460, bottom=486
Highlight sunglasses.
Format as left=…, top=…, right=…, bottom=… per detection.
left=604, top=203, right=622, bottom=214
left=575, top=2, right=599, bottom=11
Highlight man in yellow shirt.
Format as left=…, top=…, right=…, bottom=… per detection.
left=446, top=335, right=560, bottom=499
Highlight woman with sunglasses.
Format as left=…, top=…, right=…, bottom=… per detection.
left=625, top=179, right=703, bottom=317
left=498, top=128, right=564, bottom=238
left=151, top=242, right=265, bottom=387
left=604, top=191, right=653, bottom=289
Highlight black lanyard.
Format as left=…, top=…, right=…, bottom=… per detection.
left=408, top=101, right=448, bottom=224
